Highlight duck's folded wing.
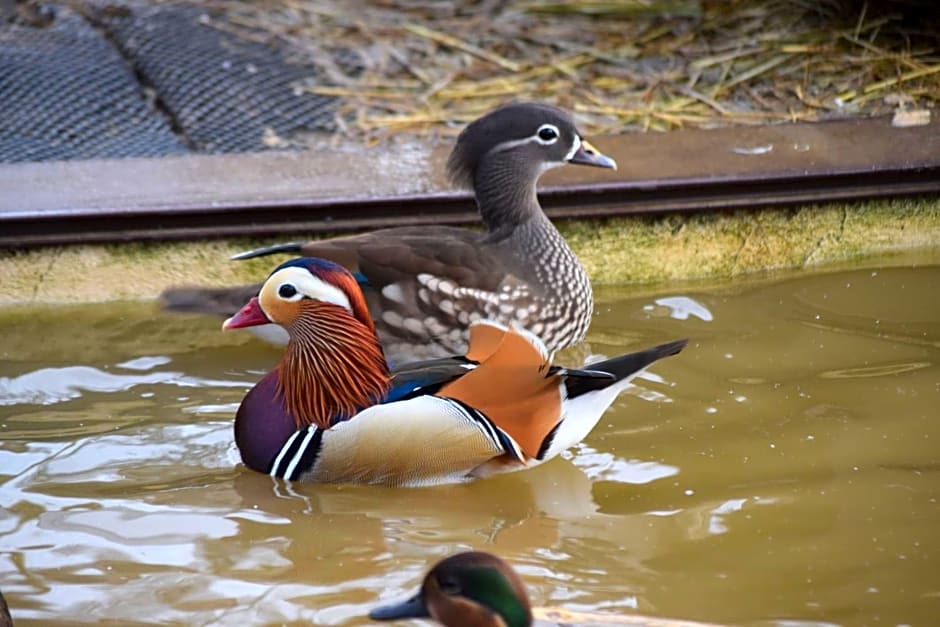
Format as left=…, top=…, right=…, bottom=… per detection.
left=271, top=395, right=523, bottom=487
left=386, top=356, right=474, bottom=401
left=383, top=321, right=558, bottom=402
left=305, top=227, right=500, bottom=288
left=314, top=232, right=542, bottom=355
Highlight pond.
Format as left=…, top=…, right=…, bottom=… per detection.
left=1, top=252, right=938, bottom=625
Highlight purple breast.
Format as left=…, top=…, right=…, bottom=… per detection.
left=234, top=371, right=298, bottom=474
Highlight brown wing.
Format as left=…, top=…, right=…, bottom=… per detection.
left=303, top=227, right=538, bottom=360
left=301, top=226, right=501, bottom=287
left=157, top=226, right=491, bottom=320
left=158, top=226, right=546, bottom=362
left=441, top=322, right=562, bottom=461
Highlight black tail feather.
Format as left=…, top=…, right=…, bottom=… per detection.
left=548, top=366, right=615, bottom=381
left=231, top=242, right=305, bottom=261
left=565, top=339, right=689, bottom=399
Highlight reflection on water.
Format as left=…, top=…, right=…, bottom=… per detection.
left=0, top=365, right=250, bottom=407
left=1, top=259, right=938, bottom=625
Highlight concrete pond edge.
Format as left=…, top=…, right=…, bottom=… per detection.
left=1, top=195, right=938, bottom=306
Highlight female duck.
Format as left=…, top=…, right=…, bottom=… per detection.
left=165, top=102, right=617, bottom=362
left=224, top=257, right=686, bottom=486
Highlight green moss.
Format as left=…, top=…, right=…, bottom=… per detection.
left=1, top=197, right=938, bottom=305
left=559, top=197, right=940, bottom=285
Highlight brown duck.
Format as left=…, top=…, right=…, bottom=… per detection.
left=161, top=102, right=617, bottom=363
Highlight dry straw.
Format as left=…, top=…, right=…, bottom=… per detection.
left=186, top=0, right=939, bottom=141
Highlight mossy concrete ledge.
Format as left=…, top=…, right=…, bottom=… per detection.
left=1, top=196, right=938, bottom=306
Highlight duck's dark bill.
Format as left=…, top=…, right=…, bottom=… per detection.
left=569, top=139, right=617, bottom=170
left=369, top=594, right=430, bottom=620
left=221, top=297, right=270, bottom=330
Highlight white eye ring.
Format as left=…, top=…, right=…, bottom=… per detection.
left=534, top=124, right=560, bottom=145
left=277, top=282, right=303, bottom=301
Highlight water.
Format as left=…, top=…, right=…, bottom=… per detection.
left=1, top=257, right=938, bottom=625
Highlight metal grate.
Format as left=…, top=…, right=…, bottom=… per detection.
left=0, top=2, right=357, bottom=163
left=0, top=8, right=188, bottom=163
left=96, top=3, right=352, bottom=154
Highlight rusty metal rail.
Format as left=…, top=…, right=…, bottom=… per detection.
left=1, top=116, right=938, bottom=248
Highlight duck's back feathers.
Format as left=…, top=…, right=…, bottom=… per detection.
left=386, top=357, right=474, bottom=401
left=234, top=226, right=481, bottom=264
left=383, top=324, right=618, bottom=403
left=326, top=232, right=560, bottom=361
left=463, top=319, right=510, bottom=362
left=442, top=323, right=561, bottom=461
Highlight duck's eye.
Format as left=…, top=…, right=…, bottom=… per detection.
left=437, top=575, right=461, bottom=596
left=535, top=124, right=559, bottom=144
left=278, top=283, right=298, bottom=299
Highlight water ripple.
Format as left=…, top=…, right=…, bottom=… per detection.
left=573, top=444, right=679, bottom=484
left=819, top=361, right=932, bottom=379
left=0, top=365, right=251, bottom=407
left=645, top=296, right=714, bottom=322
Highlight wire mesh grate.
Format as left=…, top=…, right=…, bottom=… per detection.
left=0, top=2, right=357, bottom=163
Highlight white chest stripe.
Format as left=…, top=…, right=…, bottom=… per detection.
left=283, top=427, right=317, bottom=479
left=269, top=429, right=302, bottom=477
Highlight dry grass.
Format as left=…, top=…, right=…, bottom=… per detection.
left=177, top=0, right=939, bottom=141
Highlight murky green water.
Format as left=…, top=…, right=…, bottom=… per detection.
left=1, top=256, right=938, bottom=626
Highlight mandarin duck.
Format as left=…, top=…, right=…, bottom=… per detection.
left=162, top=102, right=617, bottom=363
left=223, top=257, right=686, bottom=486
left=370, top=552, right=532, bottom=627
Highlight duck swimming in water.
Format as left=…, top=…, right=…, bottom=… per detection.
left=223, top=257, right=686, bottom=486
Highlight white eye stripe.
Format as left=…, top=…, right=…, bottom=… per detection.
left=263, top=266, right=353, bottom=313
left=491, top=124, right=565, bottom=154
left=493, top=137, right=537, bottom=153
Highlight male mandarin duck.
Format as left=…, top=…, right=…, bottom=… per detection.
left=223, top=257, right=686, bottom=486
left=370, top=552, right=533, bottom=627
left=162, top=102, right=618, bottom=363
